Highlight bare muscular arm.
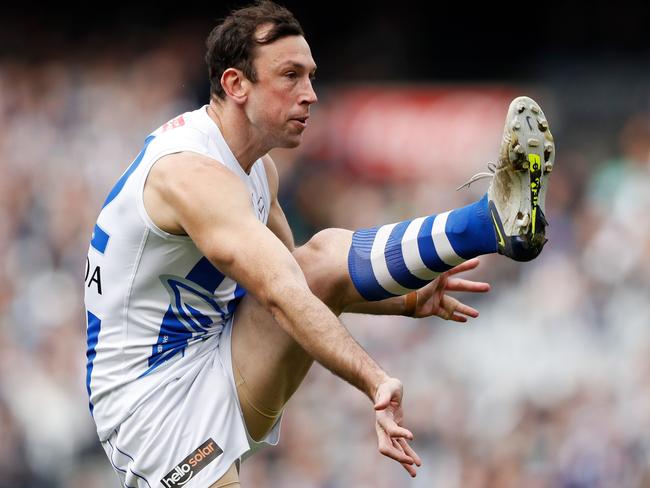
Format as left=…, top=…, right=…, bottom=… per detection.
left=146, top=151, right=388, bottom=401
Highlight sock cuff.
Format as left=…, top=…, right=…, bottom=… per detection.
left=348, top=227, right=397, bottom=301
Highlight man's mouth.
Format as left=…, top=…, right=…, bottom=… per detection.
left=290, top=115, right=309, bottom=128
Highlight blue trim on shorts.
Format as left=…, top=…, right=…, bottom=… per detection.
left=106, top=439, right=126, bottom=474
left=107, top=438, right=152, bottom=488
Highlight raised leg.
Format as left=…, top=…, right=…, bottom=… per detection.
left=230, top=215, right=492, bottom=440
left=231, top=229, right=356, bottom=441
left=229, top=93, right=555, bottom=464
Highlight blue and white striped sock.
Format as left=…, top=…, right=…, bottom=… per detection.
left=348, top=194, right=497, bottom=301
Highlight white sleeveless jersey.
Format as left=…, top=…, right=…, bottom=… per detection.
left=84, top=106, right=271, bottom=441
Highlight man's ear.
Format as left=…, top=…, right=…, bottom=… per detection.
left=220, top=68, right=250, bottom=104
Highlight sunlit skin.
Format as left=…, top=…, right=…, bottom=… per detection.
left=208, top=25, right=317, bottom=173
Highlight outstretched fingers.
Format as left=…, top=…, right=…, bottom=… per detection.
left=445, top=277, right=490, bottom=293
left=440, top=295, right=479, bottom=321
left=376, top=426, right=415, bottom=465
left=376, top=411, right=413, bottom=440
left=452, top=300, right=480, bottom=319
left=394, top=438, right=422, bottom=477
left=446, top=257, right=481, bottom=276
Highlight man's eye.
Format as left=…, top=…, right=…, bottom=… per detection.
left=285, top=72, right=297, bottom=79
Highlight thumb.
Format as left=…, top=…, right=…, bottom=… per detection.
left=420, top=277, right=439, bottom=295
left=374, top=384, right=391, bottom=410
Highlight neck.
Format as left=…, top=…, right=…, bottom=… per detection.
left=206, top=99, right=270, bottom=173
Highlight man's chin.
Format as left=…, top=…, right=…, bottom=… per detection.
left=279, top=134, right=303, bottom=149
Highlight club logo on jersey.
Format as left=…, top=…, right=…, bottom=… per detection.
left=161, top=438, right=222, bottom=488
left=161, top=275, right=226, bottom=333
left=143, top=275, right=229, bottom=377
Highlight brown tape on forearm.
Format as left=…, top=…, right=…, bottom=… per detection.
left=404, top=291, right=418, bottom=317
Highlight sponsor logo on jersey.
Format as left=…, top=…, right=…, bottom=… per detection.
left=161, top=438, right=222, bottom=488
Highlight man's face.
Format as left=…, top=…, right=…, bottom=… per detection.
left=245, top=29, right=317, bottom=148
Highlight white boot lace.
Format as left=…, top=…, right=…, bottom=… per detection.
left=456, top=162, right=497, bottom=191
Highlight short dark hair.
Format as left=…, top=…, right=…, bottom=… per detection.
left=205, top=1, right=304, bottom=100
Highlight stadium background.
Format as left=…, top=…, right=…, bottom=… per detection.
left=1, top=1, right=650, bottom=486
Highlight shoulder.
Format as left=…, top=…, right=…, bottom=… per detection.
left=146, top=110, right=215, bottom=155
left=150, top=152, right=247, bottom=206
left=145, top=151, right=252, bottom=234
left=149, top=125, right=210, bottom=155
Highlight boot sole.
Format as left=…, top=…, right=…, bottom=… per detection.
left=489, top=96, right=555, bottom=261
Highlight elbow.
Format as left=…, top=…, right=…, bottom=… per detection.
left=257, top=277, right=311, bottom=330
left=259, top=278, right=307, bottom=311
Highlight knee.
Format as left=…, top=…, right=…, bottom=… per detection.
left=294, top=228, right=351, bottom=273
left=293, top=228, right=352, bottom=310
left=295, top=228, right=351, bottom=261
left=209, top=463, right=240, bottom=488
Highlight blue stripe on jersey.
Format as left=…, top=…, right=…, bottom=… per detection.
left=186, top=304, right=214, bottom=328
left=102, top=135, right=156, bottom=209
left=168, top=279, right=226, bottom=331
left=143, top=257, right=231, bottom=377
left=144, top=277, right=228, bottom=377
left=417, top=215, right=453, bottom=273
left=227, top=284, right=247, bottom=315
left=86, top=310, right=102, bottom=415
left=348, top=227, right=396, bottom=301
left=89, top=136, right=156, bottom=257
left=186, top=257, right=226, bottom=292
left=143, top=306, right=193, bottom=377
left=385, top=221, right=430, bottom=290
left=90, top=224, right=110, bottom=254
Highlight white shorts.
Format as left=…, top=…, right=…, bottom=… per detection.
left=101, top=318, right=281, bottom=488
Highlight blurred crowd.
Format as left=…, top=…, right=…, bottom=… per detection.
left=1, top=38, right=650, bottom=488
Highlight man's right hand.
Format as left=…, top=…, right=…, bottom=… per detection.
left=374, top=377, right=422, bottom=477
